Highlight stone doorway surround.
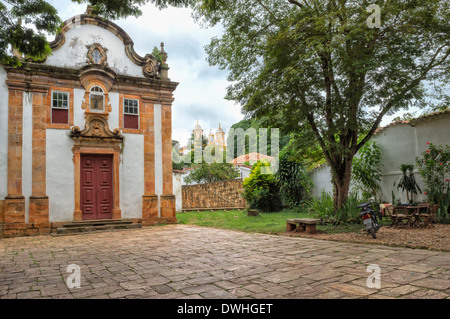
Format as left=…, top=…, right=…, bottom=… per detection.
left=70, top=114, right=123, bottom=222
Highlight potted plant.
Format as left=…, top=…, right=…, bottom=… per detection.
left=394, top=164, right=422, bottom=205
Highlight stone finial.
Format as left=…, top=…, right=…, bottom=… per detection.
left=160, top=42, right=169, bottom=80
left=160, top=42, right=168, bottom=65
left=86, top=5, right=97, bottom=16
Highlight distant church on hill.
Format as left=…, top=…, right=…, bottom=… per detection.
left=181, top=121, right=226, bottom=154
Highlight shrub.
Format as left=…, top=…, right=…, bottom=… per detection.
left=352, top=141, right=383, bottom=200
left=416, top=142, right=450, bottom=220
left=306, top=191, right=365, bottom=225
left=275, top=149, right=312, bottom=208
left=242, top=160, right=282, bottom=212
left=305, top=191, right=334, bottom=221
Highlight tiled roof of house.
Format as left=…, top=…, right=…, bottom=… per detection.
left=229, top=152, right=275, bottom=165
left=409, top=108, right=450, bottom=125
left=173, top=167, right=195, bottom=174
left=373, top=108, right=449, bottom=135
left=373, top=120, right=410, bottom=136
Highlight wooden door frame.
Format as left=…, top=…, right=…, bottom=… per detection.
left=73, top=146, right=121, bottom=221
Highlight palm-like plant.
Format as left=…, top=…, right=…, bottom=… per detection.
left=394, top=164, right=422, bottom=205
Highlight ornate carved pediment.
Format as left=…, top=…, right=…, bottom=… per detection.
left=142, top=54, right=159, bottom=78
left=70, top=114, right=123, bottom=140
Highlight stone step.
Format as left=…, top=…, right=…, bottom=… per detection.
left=51, top=220, right=141, bottom=236
left=62, top=219, right=133, bottom=228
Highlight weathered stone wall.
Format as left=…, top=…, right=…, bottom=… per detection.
left=182, top=179, right=246, bottom=210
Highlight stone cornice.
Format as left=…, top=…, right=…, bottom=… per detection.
left=2, top=63, right=178, bottom=94
left=5, top=72, right=49, bottom=93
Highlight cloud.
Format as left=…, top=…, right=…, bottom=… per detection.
left=47, top=1, right=243, bottom=146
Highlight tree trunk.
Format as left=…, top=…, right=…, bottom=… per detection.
left=330, top=155, right=354, bottom=212
left=333, top=173, right=352, bottom=212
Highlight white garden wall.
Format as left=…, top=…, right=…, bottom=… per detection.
left=309, top=112, right=450, bottom=204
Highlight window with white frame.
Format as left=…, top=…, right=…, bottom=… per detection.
left=51, top=91, right=69, bottom=124
left=123, top=98, right=139, bottom=129
left=89, top=86, right=105, bottom=112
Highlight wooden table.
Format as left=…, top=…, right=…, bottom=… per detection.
left=394, top=206, right=431, bottom=228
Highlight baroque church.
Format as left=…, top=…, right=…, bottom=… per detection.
left=180, top=121, right=226, bottom=154
left=0, top=9, right=178, bottom=237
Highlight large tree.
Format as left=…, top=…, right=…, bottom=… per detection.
left=0, top=0, right=150, bottom=66
left=155, top=0, right=449, bottom=210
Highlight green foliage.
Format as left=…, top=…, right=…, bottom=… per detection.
left=306, top=191, right=365, bottom=225
left=275, top=149, right=312, bottom=208
left=283, top=132, right=326, bottom=171
left=73, top=0, right=148, bottom=19
left=394, top=164, right=422, bottom=205
left=0, top=0, right=61, bottom=66
left=241, top=160, right=281, bottom=212
left=176, top=209, right=312, bottom=234
left=416, top=142, right=450, bottom=219
left=184, top=162, right=238, bottom=184
left=176, top=209, right=364, bottom=234
left=172, top=140, right=188, bottom=170
left=305, top=191, right=334, bottom=222
left=151, top=46, right=163, bottom=64
left=352, top=141, right=383, bottom=200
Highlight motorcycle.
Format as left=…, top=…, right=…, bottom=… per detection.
left=357, top=202, right=381, bottom=239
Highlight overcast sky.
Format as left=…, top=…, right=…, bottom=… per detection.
left=48, top=1, right=413, bottom=146
left=48, top=1, right=244, bottom=146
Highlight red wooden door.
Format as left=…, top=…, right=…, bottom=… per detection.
left=81, top=154, right=113, bottom=220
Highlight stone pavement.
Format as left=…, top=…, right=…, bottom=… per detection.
left=0, top=224, right=449, bottom=299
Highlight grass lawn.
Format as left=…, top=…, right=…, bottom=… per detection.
left=176, top=209, right=364, bottom=235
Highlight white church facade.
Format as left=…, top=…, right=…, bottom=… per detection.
left=0, top=12, right=178, bottom=237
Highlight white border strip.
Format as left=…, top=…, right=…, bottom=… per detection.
left=154, top=103, right=163, bottom=218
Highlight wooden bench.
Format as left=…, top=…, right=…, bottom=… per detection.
left=286, top=218, right=321, bottom=234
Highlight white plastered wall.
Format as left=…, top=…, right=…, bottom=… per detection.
left=0, top=66, right=8, bottom=200
left=46, top=129, right=75, bottom=222
left=22, top=92, right=33, bottom=222
left=154, top=103, right=163, bottom=217
left=309, top=165, right=334, bottom=199
left=45, top=24, right=143, bottom=77
left=120, top=133, right=144, bottom=218
left=173, top=173, right=183, bottom=213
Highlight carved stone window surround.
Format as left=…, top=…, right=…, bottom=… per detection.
left=81, top=82, right=112, bottom=116
left=86, top=43, right=108, bottom=66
